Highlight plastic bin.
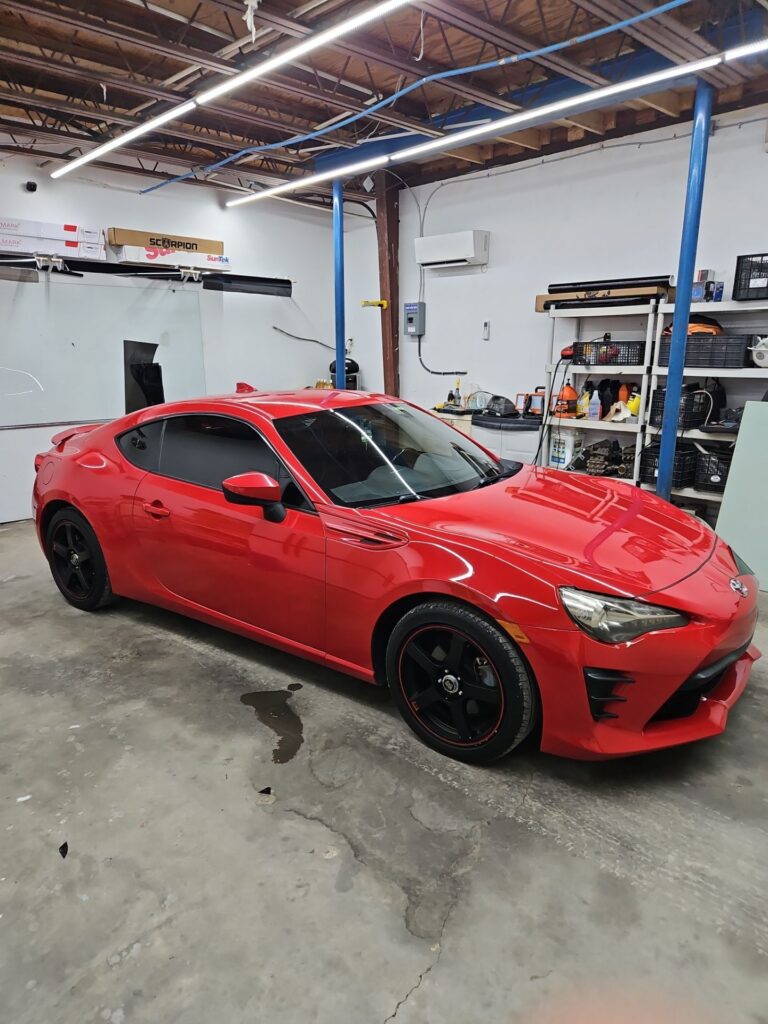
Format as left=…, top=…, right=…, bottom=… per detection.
left=733, top=254, right=768, bottom=302
left=649, top=388, right=710, bottom=428
left=658, top=335, right=753, bottom=368
left=694, top=450, right=733, bottom=493
left=571, top=340, right=643, bottom=366
left=639, top=444, right=698, bottom=488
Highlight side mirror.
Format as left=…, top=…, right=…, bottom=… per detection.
left=222, top=472, right=286, bottom=523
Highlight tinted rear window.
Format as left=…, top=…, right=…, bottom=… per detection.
left=116, top=421, right=164, bottom=472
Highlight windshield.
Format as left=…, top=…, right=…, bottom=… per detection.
left=275, top=402, right=519, bottom=508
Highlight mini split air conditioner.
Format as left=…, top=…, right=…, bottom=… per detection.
left=414, top=230, right=490, bottom=269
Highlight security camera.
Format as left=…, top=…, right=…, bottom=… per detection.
left=24, top=181, right=38, bottom=193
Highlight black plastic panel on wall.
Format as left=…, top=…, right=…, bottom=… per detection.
left=202, top=274, right=292, bottom=296
left=0, top=256, right=292, bottom=297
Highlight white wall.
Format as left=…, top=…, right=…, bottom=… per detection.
left=346, top=107, right=768, bottom=408
left=0, top=156, right=336, bottom=520
left=0, top=155, right=337, bottom=392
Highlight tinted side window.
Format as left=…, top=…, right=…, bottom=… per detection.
left=116, top=421, right=164, bottom=472
left=159, top=415, right=311, bottom=511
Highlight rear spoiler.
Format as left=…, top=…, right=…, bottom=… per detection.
left=50, top=423, right=102, bottom=449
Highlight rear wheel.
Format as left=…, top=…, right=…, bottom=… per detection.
left=386, top=601, right=537, bottom=764
left=46, top=508, right=115, bottom=611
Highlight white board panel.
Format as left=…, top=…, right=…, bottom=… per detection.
left=716, top=401, right=768, bottom=590
left=0, top=276, right=205, bottom=427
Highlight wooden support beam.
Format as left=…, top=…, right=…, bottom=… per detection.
left=642, top=89, right=684, bottom=118
left=375, top=171, right=400, bottom=397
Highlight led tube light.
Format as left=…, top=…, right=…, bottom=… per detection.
left=228, top=54, right=723, bottom=207
left=50, top=101, right=196, bottom=179
left=196, top=0, right=413, bottom=105
left=724, top=38, right=768, bottom=62
left=50, top=0, right=411, bottom=179
left=226, top=156, right=390, bottom=207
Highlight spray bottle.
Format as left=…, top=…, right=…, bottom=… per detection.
left=588, top=388, right=602, bottom=421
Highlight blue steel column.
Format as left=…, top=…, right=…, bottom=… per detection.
left=333, top=179, right=346, bottom=389
left=656, top=79, right=714, bottom=500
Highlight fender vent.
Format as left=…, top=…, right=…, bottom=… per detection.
left=584, top=668, right=635, bottom=721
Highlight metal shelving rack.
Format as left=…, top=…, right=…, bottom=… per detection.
left=645, top=300, right=768, bottom=506
left=540, top=301, right=659, bottom=485
left=539, top=298, right=768, bottom=507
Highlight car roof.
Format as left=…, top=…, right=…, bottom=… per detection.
left=181, top=389, right=396, bottom=421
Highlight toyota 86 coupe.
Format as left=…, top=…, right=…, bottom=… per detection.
left=33, top=388, right=760, bottom=763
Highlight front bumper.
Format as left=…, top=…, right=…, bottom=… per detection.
left=520, top=565, right=760, bottom=760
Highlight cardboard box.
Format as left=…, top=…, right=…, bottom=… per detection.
left=107, top=227, right=225, bottom=256
left=0, top=217, right=104, bottom=243
left=0, top=235, right=107, bottom=260
left=110, top=245, right=232, bottom=270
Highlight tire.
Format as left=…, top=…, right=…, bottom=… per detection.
left=386, top=600, right=538, bottom=764
left=46, top=507, right=115, bottom=612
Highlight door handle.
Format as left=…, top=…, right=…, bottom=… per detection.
left=142, top=501, right=171, bottom=519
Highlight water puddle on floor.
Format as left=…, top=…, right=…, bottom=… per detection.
left=240, top=683, right=304, bottom=764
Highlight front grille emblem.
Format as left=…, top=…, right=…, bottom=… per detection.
left=730, top=578, right=749, bottom=598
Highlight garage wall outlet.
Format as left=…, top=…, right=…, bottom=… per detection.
left=483, top=320, right=491, bottom=341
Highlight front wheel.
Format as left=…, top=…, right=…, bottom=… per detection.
left=386, top=601, right=538, bottom=764
left=46, top=507, right=115, bottom=612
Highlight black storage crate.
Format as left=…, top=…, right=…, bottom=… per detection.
left=572, top=339, right=643, bottom=366
left=649, top=388, right=710, bottom=429
left=658, top=334, right=753, bottom=368
left=639, top=444, right=697, bottom=488
left=694, top=450, right=733, bottom=493
left=733, top=253, right=768, bottom=301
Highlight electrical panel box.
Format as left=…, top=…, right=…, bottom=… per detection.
left=404, top=301, right=426, bottom=337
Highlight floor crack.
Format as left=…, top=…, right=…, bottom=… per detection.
left=283, top=806, right=369, bottom=871
left=382, top=900, right=453, bottom=1023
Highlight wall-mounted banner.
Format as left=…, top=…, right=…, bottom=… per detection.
left=107, top=228, right=225, bottom=256
left=110, top=245, right=232, bottom=270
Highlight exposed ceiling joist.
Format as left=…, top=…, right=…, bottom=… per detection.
left=0, top=115, right=368, bottom=199
left=0, top=8, right=448, bottom=142
left=0, top=0, right=237, bottom=75
left=571, top=0, right=744, bottom=88
left=213, top=0, right=526, bottom=114
left=0, top=46, right=358, bottom=149
left=0, top=0, right=763, bottom=196
left=0, top=89, right=306, bottom=165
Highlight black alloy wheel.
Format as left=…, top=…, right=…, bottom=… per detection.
left=399, top=626, right=504, bottom=745
left=387, top=601, right=538, bottom=764
left=46, top=508, right=114, bottom=611
left=50, top=520, right=96, bottom=600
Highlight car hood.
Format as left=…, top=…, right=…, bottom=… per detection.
left=371, top=465, right=716, bottom=598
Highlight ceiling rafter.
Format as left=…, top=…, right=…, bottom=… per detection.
left=208, top=0, right=527, bottom=113
left=0, top=2, right=452, bottom=141
left=1, top=0, right=238, bottom=75
left=0, top=45, right=361, bottom=149
left=415, top=0, right=723, bottom=117
left=0, top=87, right=308, bottom=166
left=570, top=0, right=744, bottom=87
left=0, top=0, right=763, bottom=195
left=0, top=114, right=369, bottom=198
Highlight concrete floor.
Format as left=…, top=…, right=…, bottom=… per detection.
left=1, top=520, right=767, bottom=1024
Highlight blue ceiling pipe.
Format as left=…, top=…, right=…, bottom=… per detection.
left=655, top=78, right=715, bottom=501
left=333, top=179, right=347, bottom=390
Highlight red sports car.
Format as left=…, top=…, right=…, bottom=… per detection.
left=33, top=389, right=760, bottom=762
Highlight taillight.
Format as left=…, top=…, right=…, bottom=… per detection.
left=34, top=453, right=45, bottom=472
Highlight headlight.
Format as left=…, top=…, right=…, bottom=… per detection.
left=560, top=587, right=689, bottom=644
